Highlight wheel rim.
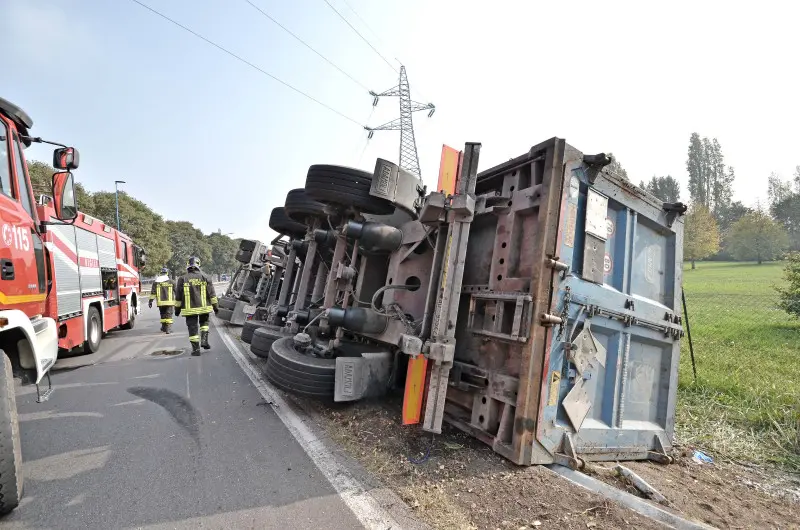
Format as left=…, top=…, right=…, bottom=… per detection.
left=90, top=315, right=100, bottom=344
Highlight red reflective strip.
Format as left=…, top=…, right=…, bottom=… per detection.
left=52, top=235, right=78, bottom=263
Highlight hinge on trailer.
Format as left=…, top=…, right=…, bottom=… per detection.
left=553, top=433, right=584, bottom=470
left=647, top=434, right=674, bottom=464
left=36, top=371, right=53, bottom=403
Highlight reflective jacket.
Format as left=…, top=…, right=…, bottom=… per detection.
left=149, top=275, right=176, bottom=306
left=175, top=269, right=218, bottom=316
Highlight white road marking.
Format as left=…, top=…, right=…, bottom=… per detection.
left=19, top=411, right=103, bottom=422
left=132, top=373, right=161, bottom=379
left=185, top=371, right=191, bottom=400
left=111, top=399, right=146, bottom=407
left=215, top=320, right=402, bottom=530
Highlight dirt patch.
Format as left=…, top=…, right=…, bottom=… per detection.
left=588, top=450, right=800, bottom=530
left=305, top=395, right=665, bottom=529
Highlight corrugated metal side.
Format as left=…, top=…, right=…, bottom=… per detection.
left=97, top=234, right=116, bottom=269
left=51, top=224, right=81, bottom=317
left=75, top=227, right=102, bottom=294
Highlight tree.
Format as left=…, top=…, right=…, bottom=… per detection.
left=686, top=134, right=734, bottom=220
left=639, top=175, right=681, bottom=202
left=606, top=153, right=628, bottom=180
left=27, top=159, right=93, bottom=213
left=727, top=208, right=789, bottom=264
left=165, top=221, right=212, bottom=277
left=767, top=172, right=794, bottom=207
left=91, top=191, right=170, bottom=276
left=206, top=231, right=239, bottom=281
left=684, top=205, right=720, bottom=269
left=794, top=165, right=800, bottom=193
left=776, top=252, right=800, bottom=319
left=772, top=193, right=800, bottom=251
left=717, top=200, right=751, bottom=232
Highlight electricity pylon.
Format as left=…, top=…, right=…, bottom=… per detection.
left=365, top=66, right=434, bottom=179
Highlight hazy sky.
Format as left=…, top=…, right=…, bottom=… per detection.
left=3, top=0, right=798, bottom=240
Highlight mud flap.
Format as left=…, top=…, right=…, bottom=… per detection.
left=334, top=351, right=393, bottom=402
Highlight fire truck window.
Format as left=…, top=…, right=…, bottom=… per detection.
left=0, top=122, right=13, bottom=198
left=32, top=231, right=46, bottom=293
left=122, top=241, right=129, bottom=264
left=12, top=134, right=35, bottom=218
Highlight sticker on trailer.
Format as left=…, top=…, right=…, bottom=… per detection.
left=548, top=371, right=562, bottom=407
left=564, top=203, right=577, bottom=248
left=569, top=176, right=580, bottom=199
left=605, top=217, right=615, bottom=237
left=603, top=253, right=613, bottom=275
left=585, top=190, right=609, bottom=241
left=243, top=304, right=257, bottom=315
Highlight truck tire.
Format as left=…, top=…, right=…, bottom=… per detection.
left=218, top=296, right=237, bottom=310
left=216, top=307, right=234, bottom=322
left=283, top=189, right=328, bottom=224
left=235, top=249, right=253, bottom=264
left=241, top=320, right=270, bottom=344
left=264, top=337, right=336, bottom=398
left=120, top=301, right=136, bottom=330
left=0, top=352, right=23, bottom=515
left=269, top=207, right=307, bottom=238
left=250, top=326, right=284, bottom=359
left=84, top=306, right=102, bottom=353
left=239, top=239, right=257, bottom=252
left=305, top=164, right=394, bottom=215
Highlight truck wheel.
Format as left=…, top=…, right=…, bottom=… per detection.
left=250, top=326, right=284, bottom=359
left=283, top=189, right=329, bottom=224
left=235, top=249, right=253, bottom=264
left=218, top=296, right=237, bottom=310
left=0, top=352, right=23, bottom=515
left=269, top=207, right=307, bottom=238
left=241, top=320, right=270, bottom=344
left=305, top=164, right=394, bottom=215
left=264, top=337, right=335, bottom=398
left=84, top=306, right=102, bottom=353
left=120, top=299, right=136, bottom=330
left=216, top=307, right=234, bottom=322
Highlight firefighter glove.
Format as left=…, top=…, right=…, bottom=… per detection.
left=175, top=306, right=181, bottom=316
left=213, top=305, right=219, bottom=315
left=148, top=300, right=153, bottom=309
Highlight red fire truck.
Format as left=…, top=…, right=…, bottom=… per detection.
left=0, top=96, right=145, bottom=514
left=37, top=203, right=145, bottom=352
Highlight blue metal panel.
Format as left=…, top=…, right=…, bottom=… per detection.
left=537, top=165, right=684, bottom=461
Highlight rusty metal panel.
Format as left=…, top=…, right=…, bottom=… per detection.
left=443, top=138, right=684, bottom=466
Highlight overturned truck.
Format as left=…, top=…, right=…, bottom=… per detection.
left=250, top=138, right=686, bottom=468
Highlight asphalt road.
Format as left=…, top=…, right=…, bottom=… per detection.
left=2, top=304, right=365, bottom=529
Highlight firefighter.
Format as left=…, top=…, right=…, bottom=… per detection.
left=174, top=257, right=218, bottom=356
left=149, top=267, right=176, bottom=334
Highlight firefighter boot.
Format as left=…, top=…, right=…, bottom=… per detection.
left=201, top=331, right=211, bottom=350
left=165, top=324, right=173, bottom=334
left=160, top=323, right=166, bottom=333
left=191, top=341, right=201, bottom=356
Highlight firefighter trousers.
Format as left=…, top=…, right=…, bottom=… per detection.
left=185, top=313, right=210, bottom=343
left=158, top=306, right=174, bottom=325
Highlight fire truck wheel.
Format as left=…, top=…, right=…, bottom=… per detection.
left=283, top=188, right=329, bottom=224
left=305, top=164, right=394, bottom=215
left=269, top=207, right=306, bottom=238
left=0, top=352, right=23, bottom=515
left=216, top=307, right=234, bottom=322
left=250, top=326, right=284, bottom=358
left=84, top=306, right=103, bottom=353
left=241, top=320, right=270, bottom=344
left=264, top=337, right=336, bottom=398
left=219, top=296, right=237, bottom=310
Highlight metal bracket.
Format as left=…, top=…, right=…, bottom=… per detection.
left=36, top=371, right=53, bottom=403
left=663, top=202, right=688, bottom=228
left=647, top=435, right=674, bottom=464
left=553, top=433, right=584, bottom=470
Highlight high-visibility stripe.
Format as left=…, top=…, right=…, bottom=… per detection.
left=156, top=301, right=175, bottom=306
left=199, top=325, right=209, bottom=332
left=184, top=284, right=191, bottom=312
left=181, top=307, right=212, bottom=316
left=200, top=284, right=207, bottom=308
left=210, top=296, right=218, bottom=305
left=189, top=335, right=200, bottom=342
left=402, top=356, right=428, bottom=425
left=0, top=291, right=47, bottom=304
left=160, top=318, right=174, bottom=324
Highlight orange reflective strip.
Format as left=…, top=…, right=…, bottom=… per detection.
left=0, top=291, right=47, bottom=304
left=437, top=145, right=461, bottom=195
left=402, top=355, right=428, bottom=425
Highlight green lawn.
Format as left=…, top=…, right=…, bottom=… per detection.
left=678, top=261, right=800, bottom=471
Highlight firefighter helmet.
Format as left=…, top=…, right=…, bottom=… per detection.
left=160, top=267, right=169, bottom=275
left=187, top=256, right=201, bottom=270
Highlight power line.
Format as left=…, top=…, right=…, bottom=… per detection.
left=244, top=0, right=369, bottom=92
left=128, top=0, right=363, bottom=127
left=321, top=0, right=398, bottom=73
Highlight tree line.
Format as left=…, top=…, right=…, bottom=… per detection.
left=27, top=160, right=239, bottom=279
left=630, top=134, right=798, bottom=268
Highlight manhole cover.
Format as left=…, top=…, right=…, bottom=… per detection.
left=150, top=348, right=184, bottom=357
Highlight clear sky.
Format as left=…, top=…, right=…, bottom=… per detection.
left=3, top=0, right=798, bottom=240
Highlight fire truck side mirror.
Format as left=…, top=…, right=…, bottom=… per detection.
left=53, top=147, right=80, bottom=170
left=52, top=171, right=78, bottom=221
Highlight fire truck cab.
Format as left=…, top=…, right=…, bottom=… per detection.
left=0, top=96, right=82, bottom=515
